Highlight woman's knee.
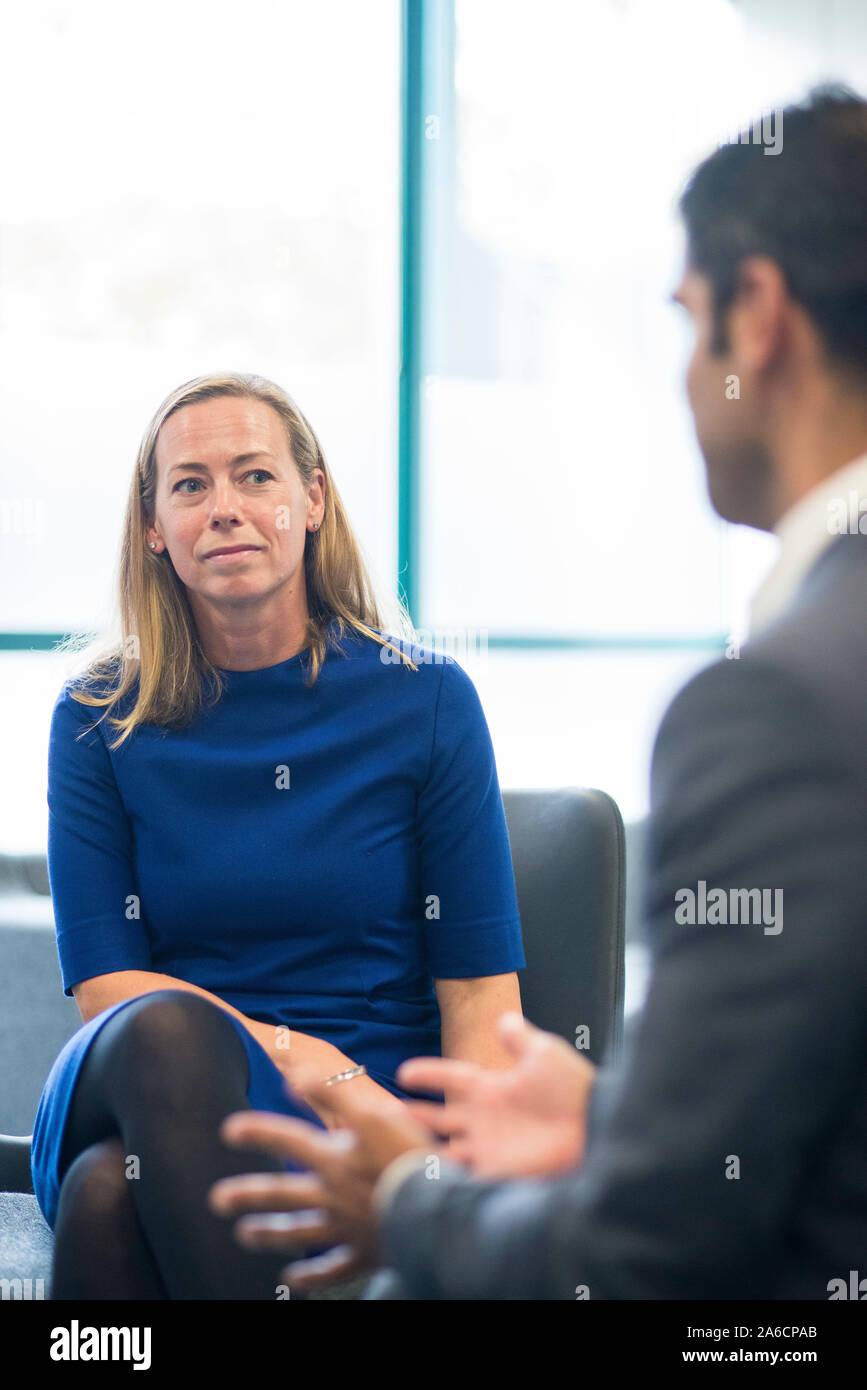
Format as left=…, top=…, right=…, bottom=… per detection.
left=56, top=1138, right=131, bottom=1228
left=93, top=991, right=248, bottom=1100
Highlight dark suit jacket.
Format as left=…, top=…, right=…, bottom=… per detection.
left=376, top=532, right=867, bottom=1298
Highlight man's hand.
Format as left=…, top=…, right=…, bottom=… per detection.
left=208, top=1076, right=438, bottom=1290
left=398, top=1011, right=596, bottom=1179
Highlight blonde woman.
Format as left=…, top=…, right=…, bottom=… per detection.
left=30, top=373, right=525, bottom=1299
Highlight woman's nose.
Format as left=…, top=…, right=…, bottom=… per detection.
left=209, top=488, right=241, bottom=522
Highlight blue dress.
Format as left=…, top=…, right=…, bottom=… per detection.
left=31, top=624, right=526, bottom=1228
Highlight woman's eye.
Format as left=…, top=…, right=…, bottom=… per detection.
left=171, top=471, right=272, bottom=493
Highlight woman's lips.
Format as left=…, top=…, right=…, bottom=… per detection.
left=204, top=547, right=261, bottom=564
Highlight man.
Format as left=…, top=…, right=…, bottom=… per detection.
left=208, top=85, right=867, bottom=1299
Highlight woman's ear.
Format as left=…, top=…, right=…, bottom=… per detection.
left=307, top=468, right=327, bottom=529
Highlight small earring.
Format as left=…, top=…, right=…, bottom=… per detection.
left=149, top=542, right=156, bottom=550
left=311, top=522, right=320, bottom=531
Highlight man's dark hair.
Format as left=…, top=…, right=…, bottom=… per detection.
left=679, top=84, right=867, bottom=378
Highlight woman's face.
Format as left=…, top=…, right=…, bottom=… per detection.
left=146, top=395, right=324, bottom=616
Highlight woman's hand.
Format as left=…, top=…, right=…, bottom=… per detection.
left=282, top=1042, right=407, bottom=1130
left=396, top=1011, right=597, bottom=1179
left=237, top=1016, right=405, bottom=1129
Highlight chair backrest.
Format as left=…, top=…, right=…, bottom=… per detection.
left=0, top=876, right=82, bottom=1135
left=502, top=788, right=626, bottom=1067
left=0, top=910, right=82, bottom=1135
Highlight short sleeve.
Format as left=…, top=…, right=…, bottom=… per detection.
left=416, top=658, right=525, bottom=978
left=47, top=682, right=153, bottom=995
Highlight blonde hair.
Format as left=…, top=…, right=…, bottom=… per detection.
left=60, top=372, right=418, bottom=747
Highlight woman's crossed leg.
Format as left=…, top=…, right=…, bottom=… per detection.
left=52, top=990, right=295, bottom=1300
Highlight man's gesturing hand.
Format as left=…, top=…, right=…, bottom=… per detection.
left=397, top=1011, right=596, bottom=1180
left=208, top=1077, right=437, bottom=1291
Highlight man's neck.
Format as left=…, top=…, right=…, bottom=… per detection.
left=769, top=379, right=867, bottom=526
left=748, top=446, right=867, bottom=636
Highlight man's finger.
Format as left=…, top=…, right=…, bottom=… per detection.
left=440, top=1137, right=476, bottom=1167
left=282, top=1245, right=364, bottom=1289
left=395, top=1056, right=480, bottom=1097
left=497, top=1011, right=538, bottom=1057
left=220, top=1110, right=335, bottom=1169
left=209, top=1171, right=325, bottom=1215
left=234, top=1210, right=335, bottom=1251
left=403, top=1100, right=466, bottom=1136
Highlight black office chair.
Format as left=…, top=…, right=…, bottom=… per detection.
left=502, top=788, right=625, bottom=1066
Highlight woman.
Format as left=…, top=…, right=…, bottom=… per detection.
left=31, top=371, right=525, bottom=1299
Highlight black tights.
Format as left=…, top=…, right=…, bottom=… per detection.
left=52, top=991, right=294, bottom=1300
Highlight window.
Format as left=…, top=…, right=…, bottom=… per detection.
left=0, top=0, right=400, bottom=849
left=403, top=0, right=867, bottom=820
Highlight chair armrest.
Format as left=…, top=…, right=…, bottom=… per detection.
left=0, top=1134, right=34, bottom=1193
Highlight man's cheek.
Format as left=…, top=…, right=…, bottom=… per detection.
left=684, top=352, right=702, bottom=412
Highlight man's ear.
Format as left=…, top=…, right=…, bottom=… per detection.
left=730, top=255, right=790, bottom=374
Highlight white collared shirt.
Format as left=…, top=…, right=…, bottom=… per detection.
left=749, top=450, right=867, bottom=635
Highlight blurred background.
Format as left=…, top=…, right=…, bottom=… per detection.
left=2, top=1, right=866, bottom=948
